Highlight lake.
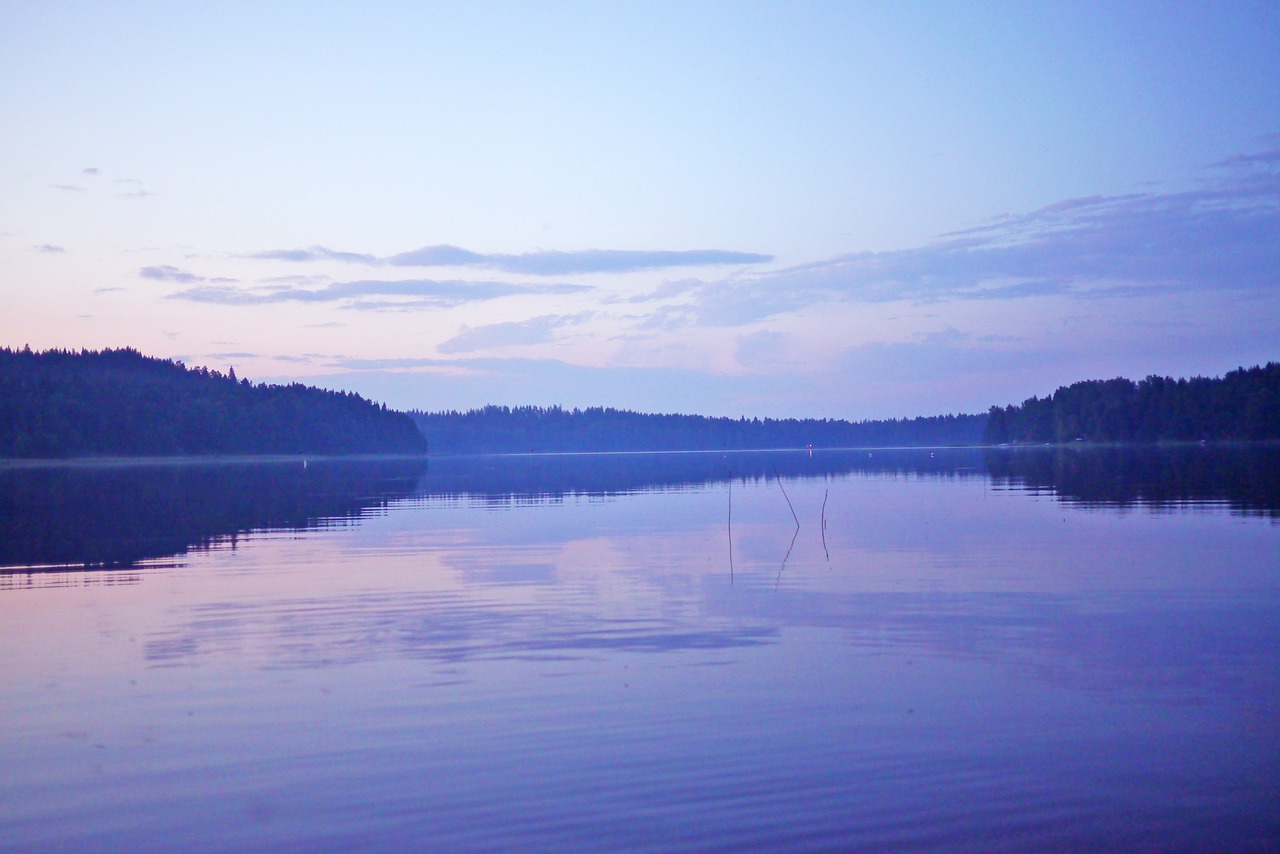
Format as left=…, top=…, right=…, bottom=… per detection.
left=1, top=447, right=1277, bottom=852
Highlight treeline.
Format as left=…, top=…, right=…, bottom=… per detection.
left=409, top=405, right=986, bottom=454
left=0, top=347, right=427, bottom=457
left=984, top=363, right=1280, bottom=444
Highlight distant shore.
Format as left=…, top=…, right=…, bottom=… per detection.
left=0, top=452, right=431, bottom=470
left=6, top=438, right=1277, bottom=470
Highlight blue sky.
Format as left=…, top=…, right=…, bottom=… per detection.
left=2, top=1, right=1278, bottom=418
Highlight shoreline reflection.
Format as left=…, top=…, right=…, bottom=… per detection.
left=2, top=445, right=1276, bottom=573
left=0, top=458, right=427, bottom=571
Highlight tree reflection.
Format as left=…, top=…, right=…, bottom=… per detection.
left=3, top=445, right=1275, bottom=573
left=984, top=444, right=1280, bottom=519
left=0, top=458, right=427, bottom=571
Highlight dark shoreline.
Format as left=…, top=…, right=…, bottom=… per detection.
left=6, top=438, right=1276, bottom=467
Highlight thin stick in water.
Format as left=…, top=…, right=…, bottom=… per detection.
left=821, top=487, right=829, bottom=562
left=775, top=525, right=798, bottom=591
left=773, top=466, right=800, bottom=531
left=728, top=478, right=734, bottom=583
left=772, top=466, right=800, bottom=590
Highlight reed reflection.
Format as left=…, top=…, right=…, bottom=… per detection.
left=3, top=445, right=1275, bottom=574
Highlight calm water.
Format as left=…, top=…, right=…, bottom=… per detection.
left=1, top=447, right=1277, bottom=852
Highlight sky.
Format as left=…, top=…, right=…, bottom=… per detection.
left=2, top=1, right=1278, bottom=420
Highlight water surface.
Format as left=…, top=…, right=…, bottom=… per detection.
left=2, top=447, right=1277, bottom=851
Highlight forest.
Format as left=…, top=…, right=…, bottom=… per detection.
left=983, top=362, right=1280, bottom=444
left=5, top=347, right=1277, bottom=459
left=0, top=347, right=427, bottom=457
left=410, top=405, right=986, bottom=454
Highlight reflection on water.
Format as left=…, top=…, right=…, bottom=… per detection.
left=3, top=445, right=1276, bottom=573
left=0, top=457, right=427, bottom=570
left=986, top=443, right=1280, bottom=518
left=416, top=447, right=991, bottom=500
left=0, top=448, right=1277, bottom=851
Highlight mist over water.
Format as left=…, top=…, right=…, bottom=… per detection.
left=1, top=448, right=1277, bottom=851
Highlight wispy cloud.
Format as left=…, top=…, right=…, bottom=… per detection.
left=141, top=265, right=205, bottom=283
left=139, top=265, right=237, bottom=285
left=204, top=351, right=260, bottom=360
left=247, top=246, right=380, bottom=264
left=53, top=170, right=152, bottom=198
left=659, top=141, right=1280, bottom=328
left=244, top=243, right=772, bottom=275
left=1211, top=133, right=1280, bottom=169
left=390, top=246, right=773, bottom=275
left=115, top=178, right=154, bottom=199
left=384, top=245, right=485, bottom=267
left=620, top=278, right=702, bottom=304
left=260, top=274, right=331, bottom=285
left=179, top=350, right=321, bottom=366
left=167, top=278, right=592, bottom=310
left=438, top=313, right=593, bottom=354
